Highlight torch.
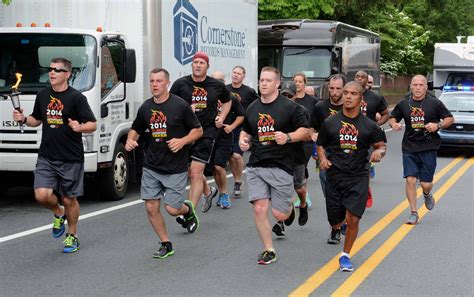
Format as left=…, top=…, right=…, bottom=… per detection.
left=11, top=73, right=24, bottom=133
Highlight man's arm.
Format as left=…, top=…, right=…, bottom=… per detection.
left=316, top=144, right=332, bottom=170
left=377, top=108, right=390, bottom=126
left=125, top=129, right=140, bottom=151
left=224, top=115, right=244, bottom=134
left=370, top=141, right=386, bottom=163
left=13, top=109, right=42, bottom=127
left=239, top=130, right=251, bottom=151
left=216, top=100, right=232, bottom=128
left=167, top=127, right=203, bottom=153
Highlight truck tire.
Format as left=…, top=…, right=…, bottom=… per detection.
left=100, top=142, right=129, bottom=201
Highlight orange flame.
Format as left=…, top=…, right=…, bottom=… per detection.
left=410, top=107, right=424, bottom=117
left=339, top=121, right=359, bottom=137
left=150, top=110, right=167, bottom=123
left=192, top=86, right=207, bottom=98
left=47, top=96, right=64, bottom=111
left=12, top=73, right=22, bottom=90
left=257, top=113, right=275, bottom=127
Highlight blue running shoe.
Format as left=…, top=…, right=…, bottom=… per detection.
left=341, top=223, right=347, bottom=236
left=52, top=214, right=66, bottom=238
left=220, top=193, right=231, bottom=209
left=63, top=234, right=79, bottom=253
left=339, top=255, right=353, bottom=272
left=369, top=162, right=376, bottom=179
left=293, top=198, right=301, bottom=208
left=306, top=193, right=312, bottom=209
left=216, top=193, right=223, bottom=207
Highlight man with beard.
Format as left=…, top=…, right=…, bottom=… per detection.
left=317, top=81, right=386, bottom=272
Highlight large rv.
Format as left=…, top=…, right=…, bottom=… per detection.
left=258, top=19, right=381, bottom=97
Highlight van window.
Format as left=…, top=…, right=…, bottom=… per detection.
left=282, top=48, right=331, bottom=79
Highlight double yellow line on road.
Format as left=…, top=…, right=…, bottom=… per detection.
left=289, top=156, right=471, bottom=297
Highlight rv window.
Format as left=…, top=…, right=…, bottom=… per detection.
left=282, top=48, right=331, bottom=79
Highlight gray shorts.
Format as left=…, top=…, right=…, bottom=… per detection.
left=34, top=156, right=84, bottom=198
left=141, top=167, right=187, bottom=210
left=293, top=164, right=306, bottom=190
left=246, top=167, right=294, bottom=214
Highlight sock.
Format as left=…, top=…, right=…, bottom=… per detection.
left=341, top=252, right=350, bottom=258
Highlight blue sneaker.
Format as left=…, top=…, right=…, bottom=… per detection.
left=216, top=193, right=222, bottom=207
left=63, top=234, right=79, bottom=253
left=306, top=193, right=312, bottom=209
left=220, top=193, right=231, bottom=209
left=339, top=255, right=353, bottom=272
left=293, top=198, right=301, bottom=208
left=52, top=214, right=66, bottom=238
left=341, top=223, right=347, bottom=235
left=369, top=162, right=376, bottom=179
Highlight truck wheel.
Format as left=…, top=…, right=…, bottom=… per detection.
left=100, top=142, right=129, bottom=201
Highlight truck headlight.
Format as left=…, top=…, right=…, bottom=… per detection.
left=82, top=134, right=94, bottom=152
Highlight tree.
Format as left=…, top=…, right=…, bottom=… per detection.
left=2, top=0, right=12, bottom=5
left=258, top=0, right=335, bottom=20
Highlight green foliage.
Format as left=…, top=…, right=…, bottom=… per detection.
left=258, top=0, right=335, bottom=20
left=2, top=0, right=12, bottom=5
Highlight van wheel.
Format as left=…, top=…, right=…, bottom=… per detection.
left=100, top=142, right=129, bottom=201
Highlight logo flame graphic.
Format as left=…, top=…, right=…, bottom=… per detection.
left=47, top=96, right=64, bottom=112
left=192, top=86, right=207, bottom=97
left=150, top=109, right=167, bottom=123
left=257, top=113, right=275, bottom=127
left=410, top=107, right=424, bottom=117
left=339, top=121, right=359, bottom=137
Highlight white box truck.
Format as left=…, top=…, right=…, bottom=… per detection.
left=432, top=36, right=474, bottom=97
left=0, top=0, right=258, bottom=200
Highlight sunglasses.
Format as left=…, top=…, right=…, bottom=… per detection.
left=48, top=67, right=68, bottom=73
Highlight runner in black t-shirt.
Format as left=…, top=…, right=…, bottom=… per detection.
left=13, top=57, right=97, bottom=253
left=169, top=52, right=231, bottom=219
left=201, top=71, right=245, bottom=211
left=389, top=75, right=454, bottom=225
left=355, top=70, right=390, bottom=206
left=317, top=81, right=386, bottom=272
left=126, top=68, right=203, bottom=258
left=310, top=74, right=346, bottom=199
left=240, top=66, right=309, bottom=265
left=226, top=65, right=259, bottom=198
left=292, top=72, right=318, bottom=211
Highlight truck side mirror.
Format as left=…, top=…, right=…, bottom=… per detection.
left=125, top=49, right=136, bottom=83
left=427, top=81, right=433, bottom=90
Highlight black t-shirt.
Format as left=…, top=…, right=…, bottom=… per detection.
left=292, top=105, right=311, bottom=165
left=295, top=94, right=318, bottom=120
left=243, top=95, right=309, bottom=174
left=131, top=94, right=201, bottom=174
left=390, top=94, right=452, bottom=153
left=361, top=89, right=388, bottom=122
left=217, top=95, right=245, bottom=144
left=226, top=84, right=259, bottom=111
left=317, top=112, right=386, bottom=177
left=311, top=99, right=343, bottom=131
left=170, top=75, right=230, bottom=138
left=31, top=86, right=96, bottom=162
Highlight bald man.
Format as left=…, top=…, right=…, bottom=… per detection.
left=389, top=75, right=454, bottom=225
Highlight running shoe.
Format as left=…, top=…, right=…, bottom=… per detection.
left=233, top=182, right=242, bottom=198
left=406, top=211, right=419, bottom=225
left=257, top=249, right=277, bottom=265
left=327, top=228, right=341, bottom=244
left=200, top=185, right=218, bottom=213
left=341, top=223, right=347, bottom=236
left=184, top=200, right=199, bottom=233
left=306, top=193, right=312, bottom=209
left=298, top=204, right=308, bottom=226
left=52, top=214, right=66, bottom=238
left=424, top=192, right=435, bottom=210
left=219, top=193, right=231, bottom=209
left=63, top=234, right=79, bottom=253
left=366, top=187, right=373, bottom=208
left=153, top=242, right=174, bottom=259
left=284, top=205, right=296, bottom=226
left=339, top=255, right=354, bottom=272
left=369, top=162, right=376, bottom=179
left=272, top=221, right=285, bottom=237
left=293, top=198, right=301, bottom=208
left=176, top=215, right=187, bottom=229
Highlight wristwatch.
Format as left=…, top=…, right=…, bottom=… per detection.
left=286, top=133, right=292, bottom=143
left=438, top=122, right=442, bottom=130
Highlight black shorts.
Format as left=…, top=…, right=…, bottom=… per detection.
left=203, top=139, right=233, bottom=176
left=303, top=142, right=314, bottom=178
left=34, top=156, right=84, bottom=198
left=325, top=174, right=369, bottom=226
left=190, top=137, right=215, bottom=164
left=232, top=127, right=243, bottom=155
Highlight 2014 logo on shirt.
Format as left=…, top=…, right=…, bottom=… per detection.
left=150, top=109, right=167, bottom=141
left=410, top=107, right=425, bottom=129
left=339, top=121, right=359, bottom=153
left=329, top=108, right=338, bottom=116
left=46, top=96, right=64, bottom=128
left=257, top=113, right=275, bottom=145
left=360, top=99, right=368, bottom=115
left=192, top=86, right=208, bottom=111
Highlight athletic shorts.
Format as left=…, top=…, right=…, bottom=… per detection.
left=190, top=137, right=215, bottom=164
left=34, top=156, right=84, bottom=198
left=232, top=127, right=243, bottom=155
left=303, top=142, right=314, bottom=178
left=325, top=174, right=369, bottom=226
left=140, top=167, right=187, bottom=210
left=293, top=164, right=306, bottom=190
left=402, top=150, right=437, bottom=182
left=246, top=167, right=294, bottom=214
left=213, top=140, right=233, bottom=168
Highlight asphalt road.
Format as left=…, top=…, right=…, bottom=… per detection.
left=0, top=129, right=473, bottom=296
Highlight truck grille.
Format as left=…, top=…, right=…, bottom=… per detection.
left=445, top=124, right=474, bottom=132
